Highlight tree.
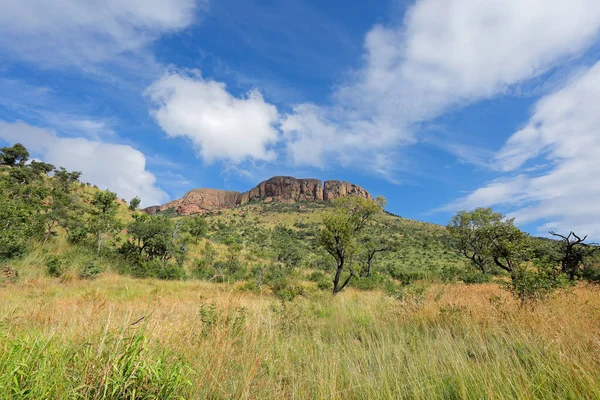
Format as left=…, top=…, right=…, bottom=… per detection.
left=272, top=225, right=304, bottom=268
left=359, top=229, right=400, bottom=277
left=549, top=231, right=599, bottom=280
left=29, top=161, right=55, bottom=175
left=89, top=190, right=120, bottom=254
left=447, top=208, right=499, bottom=274
left=0, top=143, right=29, bottom=166
left=447, top=208, right=531, bottom=274
left=185, top=214, right=208, bottom=244
left=375, top=195, right=387, bottom=209
left=129, top=196, right=141, bottom=211
left=319, top=196, right=381, bottom=294
left=41, top=167, right=81, bottom=245
left=124, top=214, right=188, bottom=273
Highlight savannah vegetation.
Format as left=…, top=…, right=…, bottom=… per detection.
left=2, top=142, right=600, bottom=399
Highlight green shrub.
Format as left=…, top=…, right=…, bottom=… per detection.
left=45, top=255, right=64, bottom=277
left=502, top=262, right=571, bottom=306
left=460, top=270, right=492, bottom=284
left=307, top=270, right=326, bottom=282
left=80, top=260, right=102, bottom=279
left=192, top=259, right=215, bottom=280
left=316, top=279, right=331, bottom=291
left=156, top=264, right=187, bottom=280
left=582, top=263, right=600, bottom=283
left=270, top=279, right=304, bottom=301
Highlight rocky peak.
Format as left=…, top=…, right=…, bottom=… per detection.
left=323, top=180, right=373, bottom=201
left=238, top=176, right=323, bottom=205
left=142, top=176, right=372, bottom=215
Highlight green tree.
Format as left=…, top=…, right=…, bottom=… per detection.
left=89, top=190, right=120, bottom=254
left=375, top=195, right=387, bottom=209
left=0, top=143, right=29, bottom=166
left=129, top=196, right=141, bottom=211
left=448, top=208, right=531, bottom=274
left=29, top=161, right=55, bottom=175
left=447, top=208, right=499, bottom=274
left=319, top=196, right=381, bottom=294
left=41, top=167, right=81, bottom=245
left=185, top=214, right=208, bottom=244
left=359, top=229, right=400, bottom=277
left=124, top=215, right=188, bottom=275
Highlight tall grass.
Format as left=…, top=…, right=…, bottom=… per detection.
left=1, top=275, right=600, bottom=399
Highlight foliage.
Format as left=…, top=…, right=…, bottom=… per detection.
left=319, top=196, right=381, bottom=294
left=501, top=257, right=571, bottom=306
left=89, top=190, right=121, bottom=254
left=45, top=255, right=64, bottom=277
left=0, top=143, right=29, bottom=166
left=448, top=207, right=532, bottom=274
left=185, top=214, right=208, bottom=243
left=80, top=260, right=102, bottom=279
left=128, top=196, right=141, bottom=211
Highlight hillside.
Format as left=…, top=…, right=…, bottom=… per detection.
left=4, top=144, right=600, bottom=399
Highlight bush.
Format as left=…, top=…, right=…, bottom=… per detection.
left=270, top=279, right=304, bottom=301
left=460, top=270, right=492, bottom=284
left=79, top=260, right=102, bottom=279
left=502, top=263, right=570, bottom=306
left=349, top=274, right=391, bottom=291
left=582, top=263, right=600, bottom=283
left=307, top=271, right=326, bottom=282
left=192, top=259, right=215, bottom=281
left=316, top=279, right=331, bottom=291
left=156, top=264, right=187, bottom=280
left=45, top=255, right=64, bottom=277
left=439, top=265, right=462, bottom=282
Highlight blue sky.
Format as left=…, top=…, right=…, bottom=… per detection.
left=1, top=0, right=600, bottom=238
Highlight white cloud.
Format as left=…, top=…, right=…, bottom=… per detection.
left=0, top=120, right=168, bottom=207
left=146, top=70, right=280, bottom=164
left=282, top=0, right=600, bottom=170
left=0, top=0, right=202, bottom=66
left=446, top=62, right=600, bottom=238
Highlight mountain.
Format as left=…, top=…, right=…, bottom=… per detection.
left=143, top=176, right=373, bottom=215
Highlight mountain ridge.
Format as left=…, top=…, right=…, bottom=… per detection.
left=143, top=175, right=373, bottom=215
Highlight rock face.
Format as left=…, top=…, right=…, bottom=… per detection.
left=238, top=176, right=323, bottom=205
left=176, top=189, right=241, bottom=214
left=323, top=180, right=373, bottom=201
left=142, top=176, right=372, bottom=215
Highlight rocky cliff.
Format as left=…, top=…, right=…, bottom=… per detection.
left=238, top=176, right=323, bottom=204
left=143, top=176, right=372, bottom=215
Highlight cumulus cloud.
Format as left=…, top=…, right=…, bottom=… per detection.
left=0, top=120, right=168, bottom=207
left=282, top=0, right=600, bottom=170
left=146, top=70, right=280, bottom=164
left=0, top=0, right=202, bottom=66
left=445, top=62, right=600, bottom=238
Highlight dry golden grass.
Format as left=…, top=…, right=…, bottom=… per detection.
left=2, top=274, right=600, bottom=399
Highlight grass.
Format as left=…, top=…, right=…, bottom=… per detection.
left=2, top=273, right=600, bottom=399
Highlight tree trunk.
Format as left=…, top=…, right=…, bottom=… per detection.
left=332, top=259, right=344, bottom=294
left=96, top=232, right=102, bottom=255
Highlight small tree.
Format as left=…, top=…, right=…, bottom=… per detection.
left=185, top=214, right=208, bottom=244
left=549, top=231, right=599, bottom=280
left=29, top=161, right=55, bottom=175
left=129, top=196, right=141, bottom=211
left=89, top=190, right=120, bottom=254
left=375, top=195, right=387, bottom=209
left=0, top=143, right=29, bottom=166
left=319, top=196, right=381, bottom=294
left=359, top=228, right=400, bottom=277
